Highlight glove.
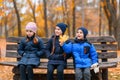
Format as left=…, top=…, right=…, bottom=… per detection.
left=94, top=66, right=99, bottom=73
left=59, top=35, right=69, bottom=45
left=91, top=63, right=99, bottom=73
left=91, top=63, right=98, bottom=68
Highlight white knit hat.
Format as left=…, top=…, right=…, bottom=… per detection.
left=25, top=22, right=37, bottom=33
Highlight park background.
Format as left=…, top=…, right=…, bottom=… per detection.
left=0, top=0, right=120, bottom=80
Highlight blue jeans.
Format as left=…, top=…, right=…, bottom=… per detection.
left=47, top=64, right=64, bottom=80
left=75, top=68, right=91, bottom=80
left=19, top=65, right=34, bottom=80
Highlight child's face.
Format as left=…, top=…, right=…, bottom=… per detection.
left=76, top=29, right=84, bottom=40
left=55, top=26, right=62, bottom=36
left=26, top=30, right=35, bottom=37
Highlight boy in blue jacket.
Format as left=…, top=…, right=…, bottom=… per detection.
left=62, top=27, right=98, bottom=80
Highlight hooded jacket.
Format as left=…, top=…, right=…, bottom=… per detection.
left=45, top=35, right=70, bottom=66
left=17, top=36, right=44, bottom=67
left=62, top=38, right=98, bottom=68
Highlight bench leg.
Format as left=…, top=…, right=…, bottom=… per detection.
left=91, top=69, right=102, bottom=80
left=12, top=67, right=75, bottom=80
left=13, top=74, right=20, bottom=80
left=102, top=69, right=108, bottom=80
left=12, top=67, right=48, bottom=80
left=12, top=66, right=20, bottom=80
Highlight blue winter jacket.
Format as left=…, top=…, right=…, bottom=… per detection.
left=62, top=39, right=98, bottom=68
left=17, top=36, right=44, bottom=67
left=45, top=35, right=70, bottom=66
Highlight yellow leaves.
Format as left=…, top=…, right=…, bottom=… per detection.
left=100, top=0, right=109, bottom=7
left=0, top=0, right=3, bottom=7
left=0, top=11, right=5, bottom=16
left=36, top=18, right=44, bottom=27
left=0, top=0, right=3, bottom=2
left=100, top=1, right=105, bottom=7
left=71, top=0, right=75, bottom=9
left=59, top=35, right=69, bottom=43
left=54, top=6, right=64, bottom=11
left=0, top=0, right=3, bottom=3
left=36, top=4, right=43, bottom=12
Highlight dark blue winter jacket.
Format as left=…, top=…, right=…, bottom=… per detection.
left=62, top=38, right=98, bottom=68
left=45, top=35, right=70, bottom=66
left=17, top=36, right=44, bottom=67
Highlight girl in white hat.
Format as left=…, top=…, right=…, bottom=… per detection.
left=18, top=22, right=45, bottom=80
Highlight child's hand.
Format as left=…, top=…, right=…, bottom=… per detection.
left=91, top=63, right=99, bottom=73
left=91, top=63, right=99, bottom=70
left=59, top=35, right=69, bottom=46
left=91, top=63, right=98, bottom=68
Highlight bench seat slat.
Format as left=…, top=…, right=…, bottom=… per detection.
left=0, top=61, right=117, bottom=69
left=94, top=44, right=117, bottom=50
left=98, top=52, right=117, bottom=58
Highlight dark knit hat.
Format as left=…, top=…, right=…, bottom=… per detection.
left=78, top=27, right=88, bottom=38
left=56, top=23, right=67, bottom=34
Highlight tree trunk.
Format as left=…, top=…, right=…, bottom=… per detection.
left=115, top=16, right=120, bottom=49
left=99, top=1, right=101, bottom=36
left=27, top=0, right=36, bottom=23
left=43, top=0, right=48, bottom=37
left=81, top=0, right=85, bottom=26
left=117, top=0, right=120, bottom=49
left=72, top=0, right=76, bottom=37
left=101, top=0, right=120, bottom=48
left=0, top=21, right=2, bottom=36
left=119, top=0, right=120, bottom=14
left=33, top=2, right=36, bottom=23
left=61, top=0, right=65, bottom=22
left=4, top=16, right=8, bottom=37
left=108, top=18, right=113, bottom=36
left=64, top=0, right=71, bottom=37
left=13, top=0, right=21, bottom=36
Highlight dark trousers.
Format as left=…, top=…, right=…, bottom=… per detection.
left=19, top=64, right=34, bottom=80
left=47, top=64, right=65, bottom=80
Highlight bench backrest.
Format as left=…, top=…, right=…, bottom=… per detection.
left=6, top=36, right=117, bottom=67
left=6, top=37, right=48, bottom=58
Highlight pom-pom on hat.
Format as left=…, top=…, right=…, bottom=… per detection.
left=25, top=22, right=37, bottom=33
left=78, top=27, right=88, bottom=38
left=56, top=23, right=67, bottom=34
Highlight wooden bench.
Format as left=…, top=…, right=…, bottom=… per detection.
left=0, top=36, right=118, bottom=80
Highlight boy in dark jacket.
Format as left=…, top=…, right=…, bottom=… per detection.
left=62, top=27, right=98, bottom=80
left=17, top=22, right=44, bottom=80
left=46, top=23, right=69, bottom=80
